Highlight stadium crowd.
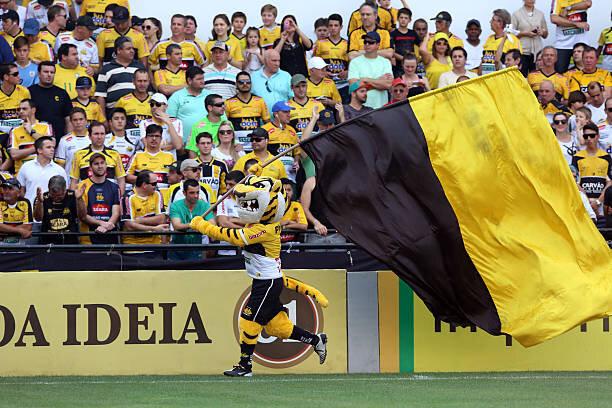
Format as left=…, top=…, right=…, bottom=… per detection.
left=0, top=0, right=609, bottom=257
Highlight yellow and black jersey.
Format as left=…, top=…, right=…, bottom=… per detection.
left=527, top=70, right=570, bottom=100
left=568, top=69, right=612, bottom=94
left=0, top=199, right=33, bottom=226
left=96, top=27, right=149, bottom=63
left=0, top=171, right=13, bottom=184
left=287, top=97, right=325, bottom=135
left=230, top=32, right=247, bottom=52
left=121, top=189, right=164, bottom=245
left=79, top=0, right=130, bottom=29
left=425, top=33, right=465, bottom=52
left=347, top=7, right=393, bottom=34
left=53, top=64, right=94, bottom=99
left=281, top=200, right=307, bottom=226
left=233, top=151, right=287, bottom=180
left=9, top=122, right=52, bottom=173
left=307, top=78, right=341, bottom=103
left=29, top=40, right=54, bottom=63
left=165, top=180, right=213, bottom=208
left=202, top=37, right=243, bottom=63
left=153, top=67, right=186, bottom=90
left=225, top=94, right=270, bottom=148
left=481, top=33, right=522, bottom=74
left=70, top=146, right=126, bottom=182
left=194, top=157, right=227, bottom=203
left=72, top=98, right=106, bottom=125
left=190, top=217, right=282, bottom=279
left=571, top=149, right=612, bottom=198
left=348, top=26, right=391, bottom=52
left=126, top=150, right=175, bottom=189
left=1, top=30, right=25, bottom=50
left=258, top=25, right=281, bottom=49
left=262, top=121, right=300, bottom=156
left=313, top=38, right=349, bottom=77
left=149, top=39, right=205, bottom=70
left=39, top=28, right=59, bottom=49
left=0, top=85, right=30, bottom=134
left=114, top=93, right=152, bottom=129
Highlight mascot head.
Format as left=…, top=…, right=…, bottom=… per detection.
left=234, top=175, right=288, bottom=224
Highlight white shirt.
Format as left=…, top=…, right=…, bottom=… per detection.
left=16, top=158, right=66, bottom=206
left=55, top=31, right=99, bottom=67
left=437, top=70, right=478, bottom=88
left=463, top=40, right=484, bottom=71
left=216, top=197, right=239, bottom=255
left=55, top=133, right=91, bottom=181
left=203, top=64, right=240, bottom=100
left=138, top=117, right=183, bottom=159
left=25, top=0, right=69, bottom=27
left=585, top=103, right=606, bottom=126
left=598, top=122, right=612, bottom=154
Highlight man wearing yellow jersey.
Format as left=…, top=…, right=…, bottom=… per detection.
left=70, top=121, right=125, bottom=192
left=287, top=74, right=325, bottom=135
left=126, top=123, right=175, bottom=192
left=314, top=14, right=349, bottom=103
left=348, top=3, right=392, bottom=60
left=153, top=44, right=186, bottom=97
left=38, top=5, right=66, bottom=47
left=54, top=43, right=94, bottom=99
left=481, top=9, right=522, bottom=75
left=96, top=6, right=148, bottom=66
left=79, top=0, right=129, bottom=30
left=347, top=1, right=393, bottom=34
left=0, top=64, right=30, bottom=136
left=598, top=25, right=612, bottom=72
left=0, top=177, right=32, bottom=243
left=72, top=76, right=105, bottom=126
left=114, top=68, right=151, bottom=136
left=568, top=46, right=612, bottom=97
left=538, top=80, right=571, bottom=124
left=426, top=11, right=464, bottom=51
left=1, top=10, right=24, bottom=49
left=9, top=98, right=52, bottom=173
left=527, top=46, right=570, bottom=101
left=191, top=135, right=226, bottom=204
left=22, top=18, right=52, bottom=63
left=307, top=57, right=341, bottom=108
left=233, top=127, right=287, bottom=180
left=225, top=71, right=270, bottom=151
left=149, top=14, right=204, bottom=70
left=258, top=4, right=280, bottom=49
left=262, top=101, right=300, bottom=182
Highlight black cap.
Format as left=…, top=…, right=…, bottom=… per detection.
left=318, top=109, right=336, bottom=126
left=248, top=127, right=269, bottom=139
left=2, top=178, right=21, bottom=189
left=88, top=152, right=106, bottom=165
left=76, top=15, right=97, bottom=31
left=111, top=6, right=129, bottom=23
left=1, top=10, right=19, bottom=22
left=361, top=31, right=381, bottom=43
left=76, top=76, right=93, bottom=89
left=431, top=11, right=452, bottom=23
left=131, top=15, right=144, bottom=26
left=466, top=19, right=481, bottom=28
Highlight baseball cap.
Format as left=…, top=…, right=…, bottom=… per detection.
left=131, top=15, right=144, bottom=27
left=211, top=41, right=229, bottom=52
left=75, top=76, right=93, bottom=89
left=248, top=127, right=269, bottom=139
left=318, top=109, right=336, bottom=126
left=291, top=74, right=307, bottom=87
left=76, top=15, right=97, bottom=31
left=391, top=78, right=407, bottom=88
left=431, top=11, right=452, bottom=23
left=271, top=101, right=295, bottom=113
left=361, top=31, right=381, bottom=43
left=88, top=152, right=106, bottom=165
left=1, top=10, right=19, bottom=22
left=308, top=56, right=328, bottom=70
left=111, top=6, right=130, bottom=23
left=1, top=178, right=21, bottom=189
left=466, top=19, right=481, bottom=29
left=348, top=80, right=372, bottom=94
left=180, top=159, right=201, bottom=172
left=150, top=93, right=168, bottom=104
left=433, top=32, right=450, bottom=43
left=23, top=18, right=40, bottom=36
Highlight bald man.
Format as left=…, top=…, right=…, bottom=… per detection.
left=538, top=80, right=570, bottom=123
left=251, top=49, right=294, bottom=112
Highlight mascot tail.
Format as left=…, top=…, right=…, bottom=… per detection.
left=283, top=276, right=329, bottom=308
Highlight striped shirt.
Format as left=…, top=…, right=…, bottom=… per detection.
left=203, top=64, right=240, bottom=100
left=95, top=60, right=145, bottom=110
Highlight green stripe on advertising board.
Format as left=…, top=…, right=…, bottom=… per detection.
left=399, top=280, right=414, bottom=373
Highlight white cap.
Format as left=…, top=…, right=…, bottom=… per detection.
left=308, top=56, right=328, bottom=70
left=150, top=93, right=168, bottom=104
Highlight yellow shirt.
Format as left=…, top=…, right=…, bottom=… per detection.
left=203, top=37, right=244, bottom=63
left=348, top=8, right=393, bottom=34
left=313, top=38, right=349, bottom=77
left=233, top=151, right=287, bottom=180
left=481, top=33, right=522, bottom=75
left=153, top=67, right=187, bottom=90
left=72, top=98, right=106, bottom=125
left=79, top=0, right=130, bottom=29
left=114, top=92, right=152, bottom=130
left=568, top=69, right=612, bottom=93
left=9, top=122, right=52, bottom=173
left=53, top=64, right=94, bottom=99
left=0, top=85, right=30, bottom=133
left=0, top=199, right=33, bottom=230
left=307, top=78, right=341, bottom=103
left=121, top=190, right=164, bottom=245
left=425, top=58, right=451, bottom=90
left=29, top=40, right=53, bottom=63
left=527, top=70, right=570, bottom=100
left=230, top=32, right=247, bottom=52
left=97, top=27, right=149, bottom=63
left=281, top=201, right=307, bottom=226
left=126, top=150, right=176, bottom=190
left=225, top=94, right=270, bottom=148
left=149, top=39, right=205, bottom=69
left=39, top=28, right=59, bottom=48
left=348, top=27, right=391, bottom=52
left=1, top=30, right=25, bottom=50
left=287, top=97, right=325, bottom=135
left=259, top=25, right=281, bottom=49
left=70, top=146, right=125, bottom=182
left=426, top=33, right=465, bottom=52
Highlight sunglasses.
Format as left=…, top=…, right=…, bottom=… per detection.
left=251, top=137, right=265, bottom=142
left=146, top=181, right=158, bottom=186
left=149, top=102, right=164, bottom=107
left=265, top=80, right=271, bottom=93
left=8, top=72, right=19, bottom=77
left=583, top=133, right=598, bottom=139
left=143, top=25, right=153, bottom=30
left=184, top=167, right=200, bottom=172
left=212, top=102, right=225, bottom=108
left=553, top=119, right=567, bottom=125
left=237, top=80, right=251, bottom=85
left=363, top=40, right=377, bottom=45
left=607, top=108, right=612, bottom=113
left=219, top=129, right=233, bottom=135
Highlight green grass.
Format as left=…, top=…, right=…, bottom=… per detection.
left=1, top=372, right=611, bottom=407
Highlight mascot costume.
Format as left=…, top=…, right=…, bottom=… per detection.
left=190, top=175, right=329, bottom=377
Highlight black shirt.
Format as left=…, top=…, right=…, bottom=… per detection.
left=38, top=190, right=79, bottom=244
left=605, top=187, right=612, bottom=227
left=390, top=28, right=421, bottom=58
left=28, top=84, right=73, bottom=142
left=274, top=36, right=311, bottom=77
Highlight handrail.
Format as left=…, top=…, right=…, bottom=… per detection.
left=0, top=243, right=359, bottom=252
left=0, top=229, right=339, bottom=237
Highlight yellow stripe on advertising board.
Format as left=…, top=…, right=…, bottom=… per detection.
left=0, top=269, right=347, bottom=376
left=378, top=271, right=399, bottom=373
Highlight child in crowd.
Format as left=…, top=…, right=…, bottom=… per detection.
left=231, top=11, right=247, bottom=52
left=258, top=4, right=280, bottom=49
left=243, top=27, right=264, bottom=72
left=390, top=8, right=420, bottom=77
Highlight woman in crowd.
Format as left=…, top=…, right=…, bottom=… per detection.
left=273, top=15, right=312, bottom=77
left=511, top=0, right=548, bottom=75
left=143, top=17, right=162, bottom=53
left=212, top=121, right=244, bottom=170
left=552, top=112, right=577, bottom=165
left=418, top=32, right=451, bottom=89
left=206, top=14, right=243, bottom=68
left=401, top=53, right=429, bottom=97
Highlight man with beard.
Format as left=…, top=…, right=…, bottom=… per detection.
left=343, top=80, right=372, bottom=121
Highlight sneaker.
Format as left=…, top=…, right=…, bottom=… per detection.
left=313, top=333, right=328, bottom=364
left=223, top=364, right=253, bottom=377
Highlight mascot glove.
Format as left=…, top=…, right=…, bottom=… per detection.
left=190, top=216, right=212, bottom=234
left=248, top=163, right=263, bottom=176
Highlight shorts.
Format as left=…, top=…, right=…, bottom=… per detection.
left=241, top=277, right=284, bottom=325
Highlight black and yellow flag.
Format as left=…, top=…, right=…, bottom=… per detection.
left=301, top=69, right=612, bottom=347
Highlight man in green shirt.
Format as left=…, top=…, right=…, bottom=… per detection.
left=169, top=178, right=216, bottom=260
left=187, top=93, right=228, bottom=153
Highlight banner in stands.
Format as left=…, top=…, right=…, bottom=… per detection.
left=0, top=269, right=347, bottom=376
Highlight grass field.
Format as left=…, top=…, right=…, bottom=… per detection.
left=1, top=372, right=612, bottom=407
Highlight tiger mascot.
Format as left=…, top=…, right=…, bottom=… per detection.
left=190, top=175, right=329, bottom=377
